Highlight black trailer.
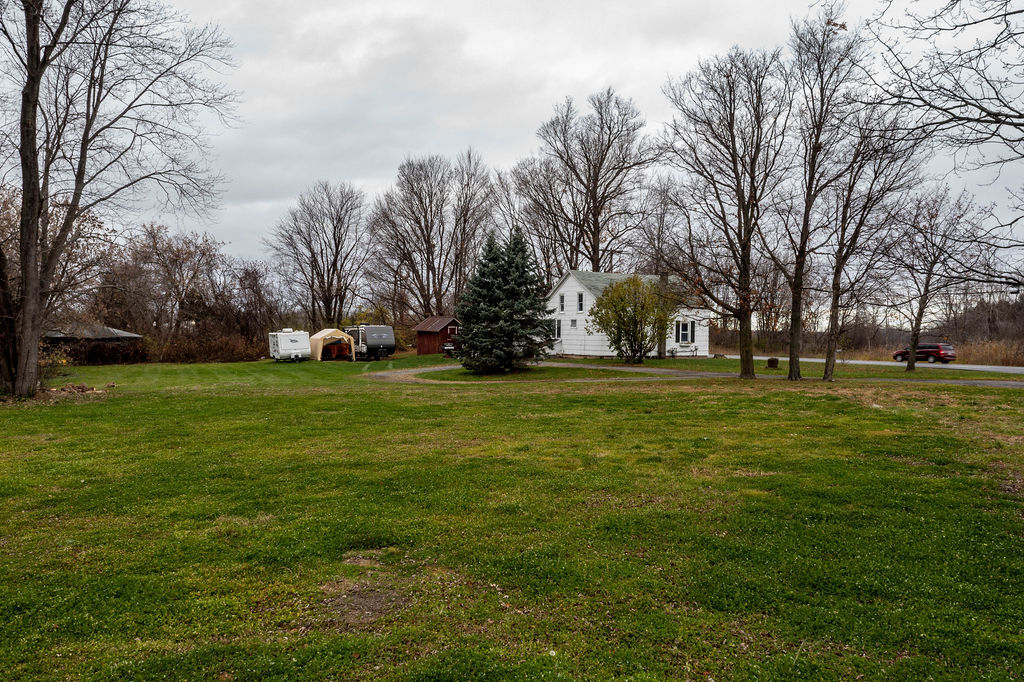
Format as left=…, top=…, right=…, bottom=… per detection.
left=343, top=325, right=397, bottom=360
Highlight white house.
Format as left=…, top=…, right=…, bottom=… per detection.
left=547, top=270, right=712, bottom=358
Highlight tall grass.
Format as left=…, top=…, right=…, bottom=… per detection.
left=954, top=340, right=1024, bottom=366
left=713, top=339, right=1024, bottom=366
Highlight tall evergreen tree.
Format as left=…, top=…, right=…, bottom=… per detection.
left=456, top=229, right=553, bottom=373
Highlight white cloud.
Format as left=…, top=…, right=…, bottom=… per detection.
left=152, top=0, right=1015, bottom=259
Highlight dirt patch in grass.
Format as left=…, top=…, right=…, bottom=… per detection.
left=992, top=461, right=1024, bottom=497
left=341, top=547, right=396, bottom=568
left=584, top=491, right=671, bottom=509
left=713, top=614, right=927, bottom=671
left=213, top=513, right=275, bottom=527
left=889, top=455, right=938, bottom=468
left=318, top=579, right=407, bottom=625
left=277, top=579, right=409, bottom=634
left=1, top=382, right=113, bottom=407
left=730, top=469, right=777, bottom=477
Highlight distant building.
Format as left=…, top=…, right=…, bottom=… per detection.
left=547, top=270, right=712, bottom=358
left=413, top=315, right=461, bottom=355
left=43, top=324, right=146, bottom=365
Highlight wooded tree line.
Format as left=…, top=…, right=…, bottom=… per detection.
left=257, top=2, right=1022, bottom=379
left=0, top=0, right=234, bottom=395
left=3, top=0, right=1023, bottom=394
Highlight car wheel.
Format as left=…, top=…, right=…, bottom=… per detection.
left=896, top=354, right=905, bottom=362
left=927, top=355, right=937, bottom=363
left=941, top=359, right=950, bottom=364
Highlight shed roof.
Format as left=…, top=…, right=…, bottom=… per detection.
left=414, top=315, right=460, bottom=333
left=44, top=324, right=142, bottom=340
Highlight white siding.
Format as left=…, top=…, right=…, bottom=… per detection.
left=548, top=272, right=712, bottom=358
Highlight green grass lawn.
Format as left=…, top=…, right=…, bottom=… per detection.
left=2, top=358, right=1023, bottom=679
left=548, top=355, right=1024, bottom=381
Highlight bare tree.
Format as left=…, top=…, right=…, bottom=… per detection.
left=885, top=187, right=990, bottom=371
left=873, top=0, right=1024, bottom=283
left=449, top=150, right=493, bottom=300
left=213, top=258, right=281, bottom=344
left=265, top=180, right=370, bottom=329
left=136, top=224, right=222, bottom=360
left=0, top=0, right=234, bottom=395
left=369, top=149, right=491, bottom=320
left=91, top=226, right=281, bottom=361
left=630, top=176, right=681, bottom=275
left=663, top=48, right=792, bottom=378
left=362, top=260, right=412, bottom=330
left=91, top=224, right=221, bottom=359
left=518, top=88, right=658, bottom=274
left=510, top=157, right=588, bottom=277
left=820, top=105, right=925, bottom=380
left=492, top=169, right=559, bottom=288
left=756, top=265, right=791, bottom=351
left=0, top=185, right=113, bottom=327
left=763, top=7, right=865, bottom=380
left=874, top=0, right=1024, bottom=169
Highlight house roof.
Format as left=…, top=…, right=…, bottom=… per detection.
left=413, top=315, right=460, bottom=333
left=568, top=271, right=668, bottom=298
left=44, top=324, right=143, bottom=340
left=550, top=270, right=701, bottom=306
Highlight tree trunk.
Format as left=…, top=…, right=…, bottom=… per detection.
left=0, top=247, right=17, bottom=392
left=14, top=305, right=42, bottom=396
left=906, top=267, right=933, bottom=373
left=822, top=287, right=843, bottom=382
left=787, top=279, right=803, bottom=381
left=738, top=307, right=756, bottom=379
left=0, top=314, right=17, bottom=394
left=13, top=3, right=44, bottom=397
left=786, top=194, right=814, bottom=381
left=906, top=297, right=928, bottom=373
left=737, top=238, right=756, bottom=379
left=657, top=272, right=668, bottom=359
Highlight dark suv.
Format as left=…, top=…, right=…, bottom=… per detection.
left=892, top=343, right=957, bottom=364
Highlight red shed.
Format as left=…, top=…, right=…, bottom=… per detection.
left=414, top=315, right=461, bottom=355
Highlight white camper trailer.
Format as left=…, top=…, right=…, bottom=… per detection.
left=268, top=329, right=311, bottom=361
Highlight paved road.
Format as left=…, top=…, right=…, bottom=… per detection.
left=367, top=362, right=734, bottom=384
left=725, top=355, right=1024, bottom=375
left=367, top=362, right=1024, bottom=388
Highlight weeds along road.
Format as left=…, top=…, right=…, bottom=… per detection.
left=727, top=355, right=1024, bottom=375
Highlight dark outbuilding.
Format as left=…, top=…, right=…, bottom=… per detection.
left=414, top=315, right=461, bottom=355
left=43, top=324, right=146, bottom=365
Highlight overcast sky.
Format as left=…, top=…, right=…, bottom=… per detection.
left=156, top=0, right=1004, bottom=259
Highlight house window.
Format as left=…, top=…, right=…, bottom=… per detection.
left=577, top=292, right=584, bottom=312
left=675, top=320, right=693, bottom=344
left=559, top=294, right=564, bottom=312
left=447, top=326, right=458, bottom=335
left=570, top=319, right=577, bottom=329
left=555, top=319, right=562, bottom=339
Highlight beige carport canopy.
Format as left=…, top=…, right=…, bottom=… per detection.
left=309, top=328, right=356, bottom=361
